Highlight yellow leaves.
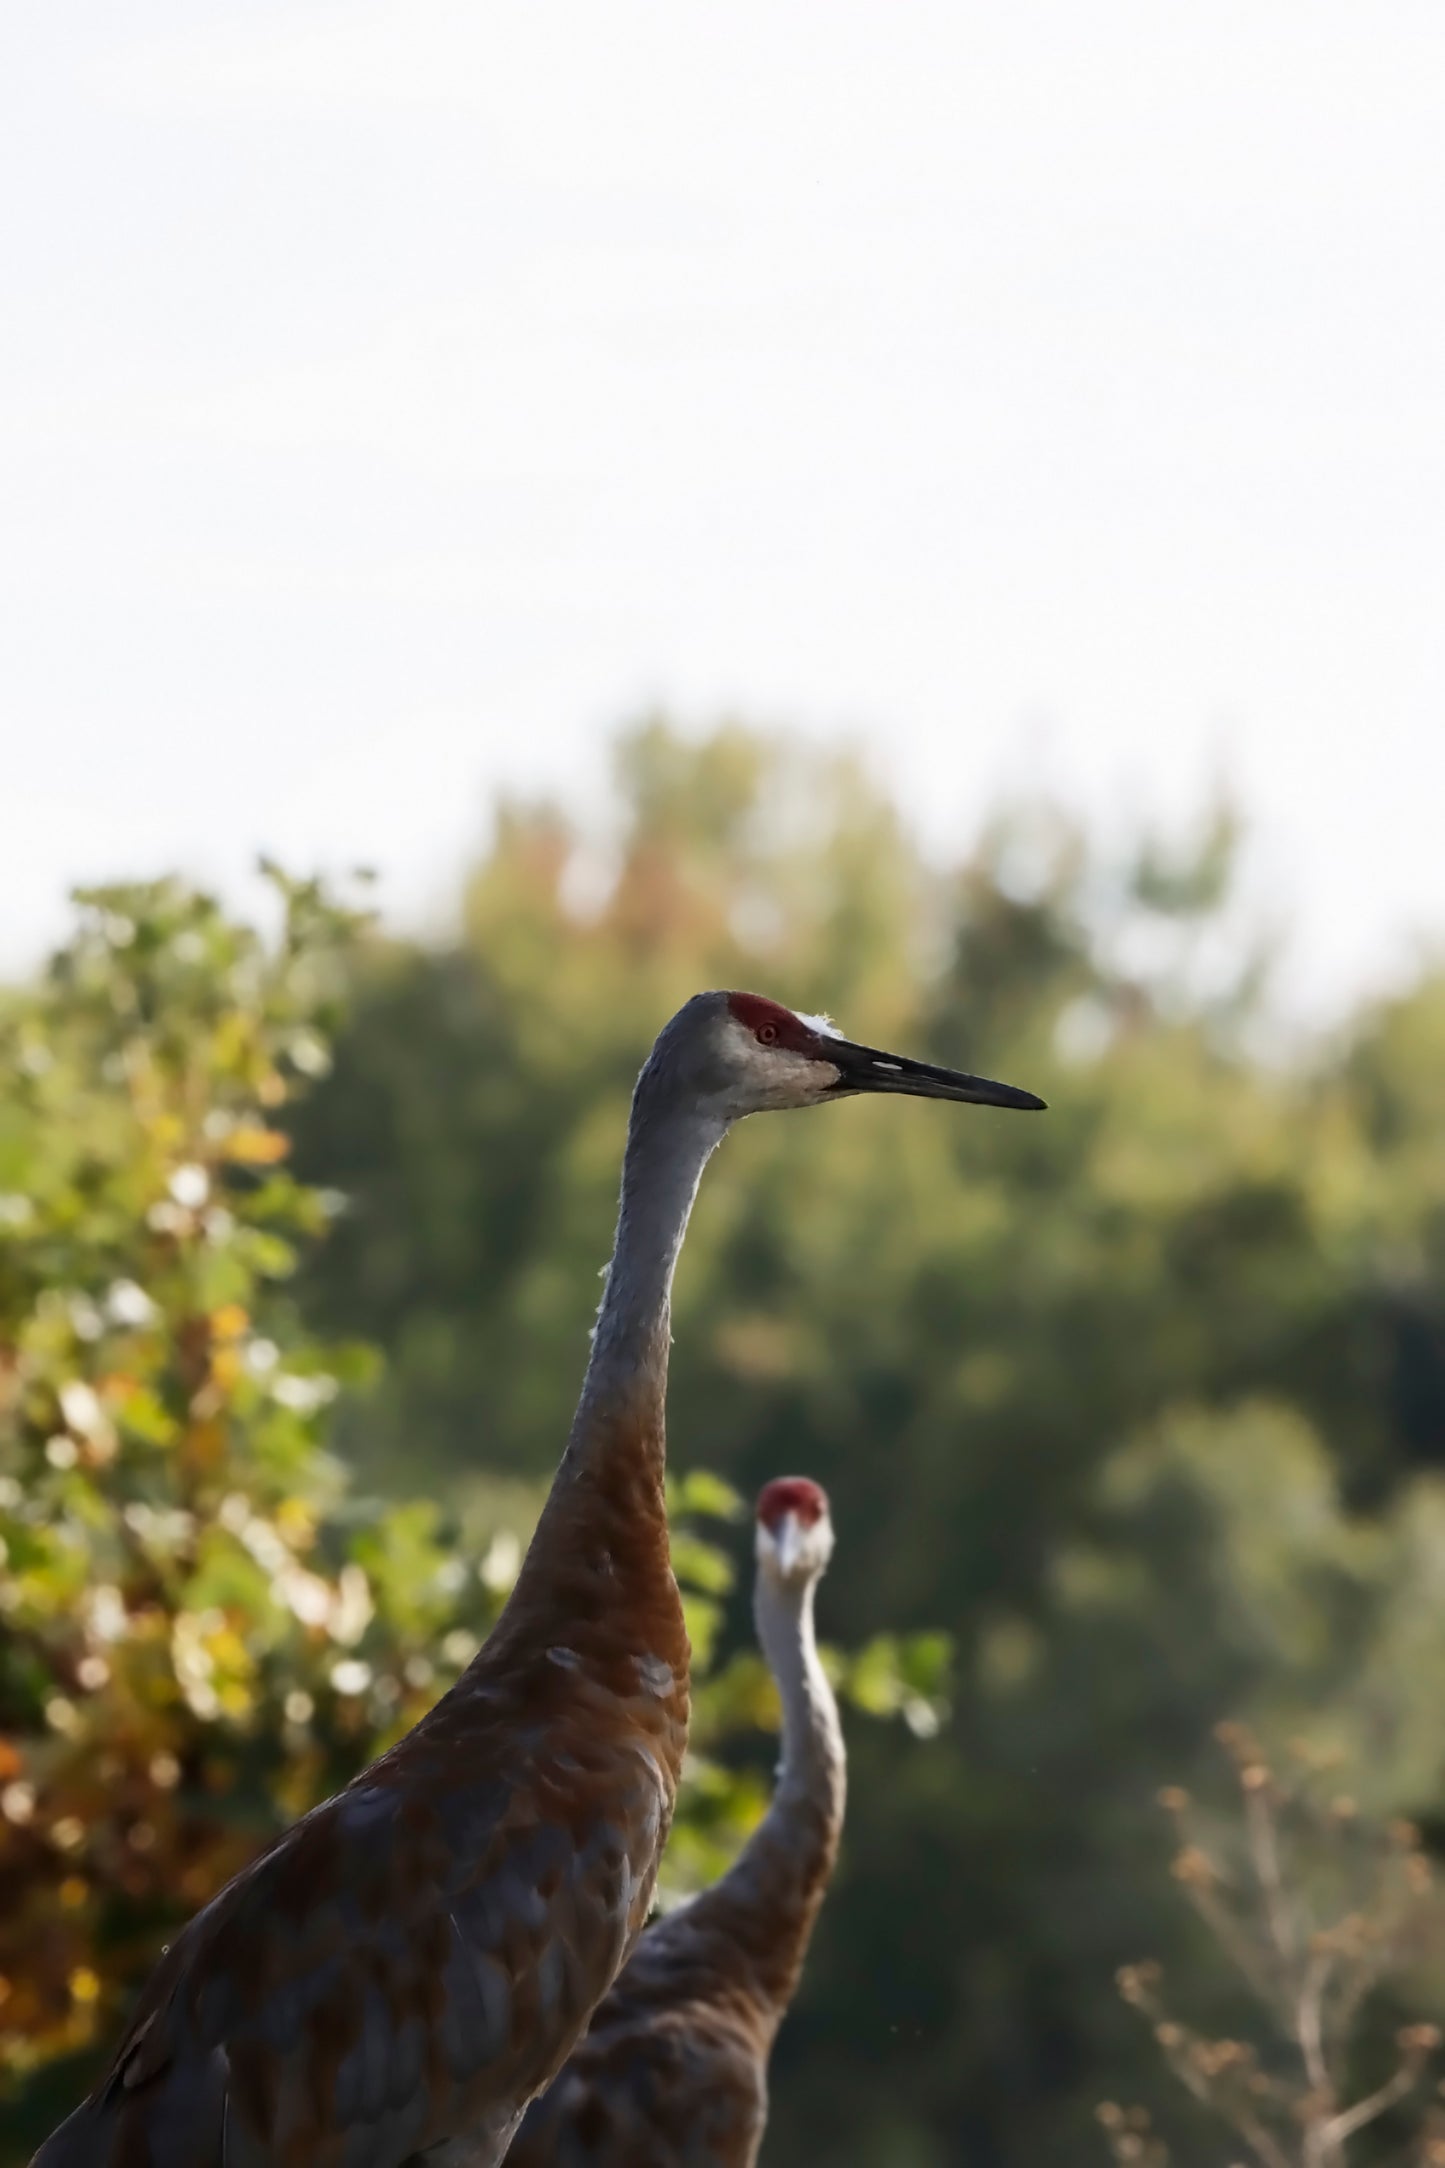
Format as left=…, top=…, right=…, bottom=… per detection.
left=0, top=872, right=382, bottom=2095
left=108, top=1381, right=176, bottom=1448
left=205, top=1624, right=253, bottom=1677
left=170, top=1608, right=257, bottom=1723
left=221, top=1126, right=289, bottom=1167
left=275, top=1497, right=316, bottom=1552
left=208, top=1350, right=242, bottom=1396
left=147, top=1113, right=185, bottom=1153
left=201, top=1308, right=251, bottom=1406
left=182, top=1416, right=227, bottom=1472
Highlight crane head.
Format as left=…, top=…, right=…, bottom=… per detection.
left=755, top=1475, right=834, bottom=1585
left=721, top=991, right=1044, bottom=1115
left=635, top=990, right=1044, bottom=1122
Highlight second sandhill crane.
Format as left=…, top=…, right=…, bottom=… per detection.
left=509, top=1475, right=845, bottom=2168
left=33, top=993, right=1040, bottom=2168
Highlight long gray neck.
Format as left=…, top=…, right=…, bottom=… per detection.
left=572, top=1094, right=727, bottom=1453
left=754, top=1570, right=845, bottom=1816
left=501, top=1090, right=727, bottom=1635
left=664, top=1561, right=845, bottom=2015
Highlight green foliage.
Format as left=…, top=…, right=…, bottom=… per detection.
left=282, top=720, right=1445, bottom=2165
left=0, top=866, right=942, bottom=2158
left=0, top=872, right=490, bottom=2110
left=11, top=720, right=1445, bottom=2165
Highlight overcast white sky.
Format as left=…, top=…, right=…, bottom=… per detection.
left=2, top=2, right=1442, bottom=1012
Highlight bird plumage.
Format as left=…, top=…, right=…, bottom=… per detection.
left=508, top=1478, right=845, bottom=2168
left=32, top=993, right=1037, bottom=2168
left=31, top=1391, right=691, bottom=2168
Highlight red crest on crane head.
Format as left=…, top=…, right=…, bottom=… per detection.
left=756, top=1476, right=829, bottom=1530
left=726, top=993, right=832, bottom=1055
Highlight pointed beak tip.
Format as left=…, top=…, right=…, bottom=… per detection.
left=827, top=1037, right=1047, bottom=1114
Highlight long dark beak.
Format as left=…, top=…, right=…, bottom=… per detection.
left=825, top=1037, right=1046, bottom=1111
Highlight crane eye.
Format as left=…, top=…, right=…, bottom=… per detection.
left=756, top=1022, right=779, bottom=1046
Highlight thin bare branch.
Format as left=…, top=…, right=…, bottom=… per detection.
left=1296, top=1945, right=1335, bottom=2099
left=1321, top=2059, right=1425, bottom=2151
left=1244, top=1774, right=1296, bottom=1979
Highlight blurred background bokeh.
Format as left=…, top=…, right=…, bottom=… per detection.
left=3, top=7, right=1445, bottom=2165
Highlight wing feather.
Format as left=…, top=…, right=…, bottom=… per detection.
left=32, top=1733, right=669, bottom=2168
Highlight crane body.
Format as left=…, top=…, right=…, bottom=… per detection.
left=509, top=1477, right=845, bottom=2168
left=31, top=995, right=1040, bottom=2168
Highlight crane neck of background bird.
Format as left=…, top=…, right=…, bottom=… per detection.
left=573, top=1095, right=727, bottom=1458
left=754, top=1572, right=845, bottom=1815
left=661, top=1566, right=845, bottom=2020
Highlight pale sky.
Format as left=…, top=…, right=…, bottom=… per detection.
left=2, top=2, right=1442, bottom=1014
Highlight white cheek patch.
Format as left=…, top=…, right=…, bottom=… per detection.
left=727, top=1020, right=831, bottom=1095
left=796, top=1010, right=843, bottom=1040
left=771, top=1047, right=834, bottom=1095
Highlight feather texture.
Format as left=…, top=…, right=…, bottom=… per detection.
left=509, top=1490, right=845, bottom=2168
left=32, top=1449, right=690, bottom=2168
left=28, top=1005, right=738, bottom=2168
left=29, top=990, right=1015, bottom=2167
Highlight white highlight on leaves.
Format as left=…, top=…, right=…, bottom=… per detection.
left=106, top=1278, right=157, bottom=1327
left=276, top=1567, right=332, bottom=1626
left=330, top=1563, right=373, bottom=1646
left=479, top=1529, right=521, bottom=1592
left=272, top=1372, right=337, bottom=1413
left=240, top=1515, right=289, bottom=1574
left=59, top=1380, right=106, bottom=1439
left=169, top=1164, right=209, bottom=1209
left=68, top=1296, right=104, bottom=1342
left=89, top=1586, right=127, bottom=1642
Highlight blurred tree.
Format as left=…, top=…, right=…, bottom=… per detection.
left=0, top=864, right=943, bottom=2162
left=0, top=872, right=500, bottom=2149
left=1103, top=1728, right=1445, bottom=2168
left=284, top=721, right=1445, bottom=2165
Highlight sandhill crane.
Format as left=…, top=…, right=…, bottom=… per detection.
left=508, top=1475, right=845, bottom=2168
left=32, top=992, right=1041, bottom=2168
